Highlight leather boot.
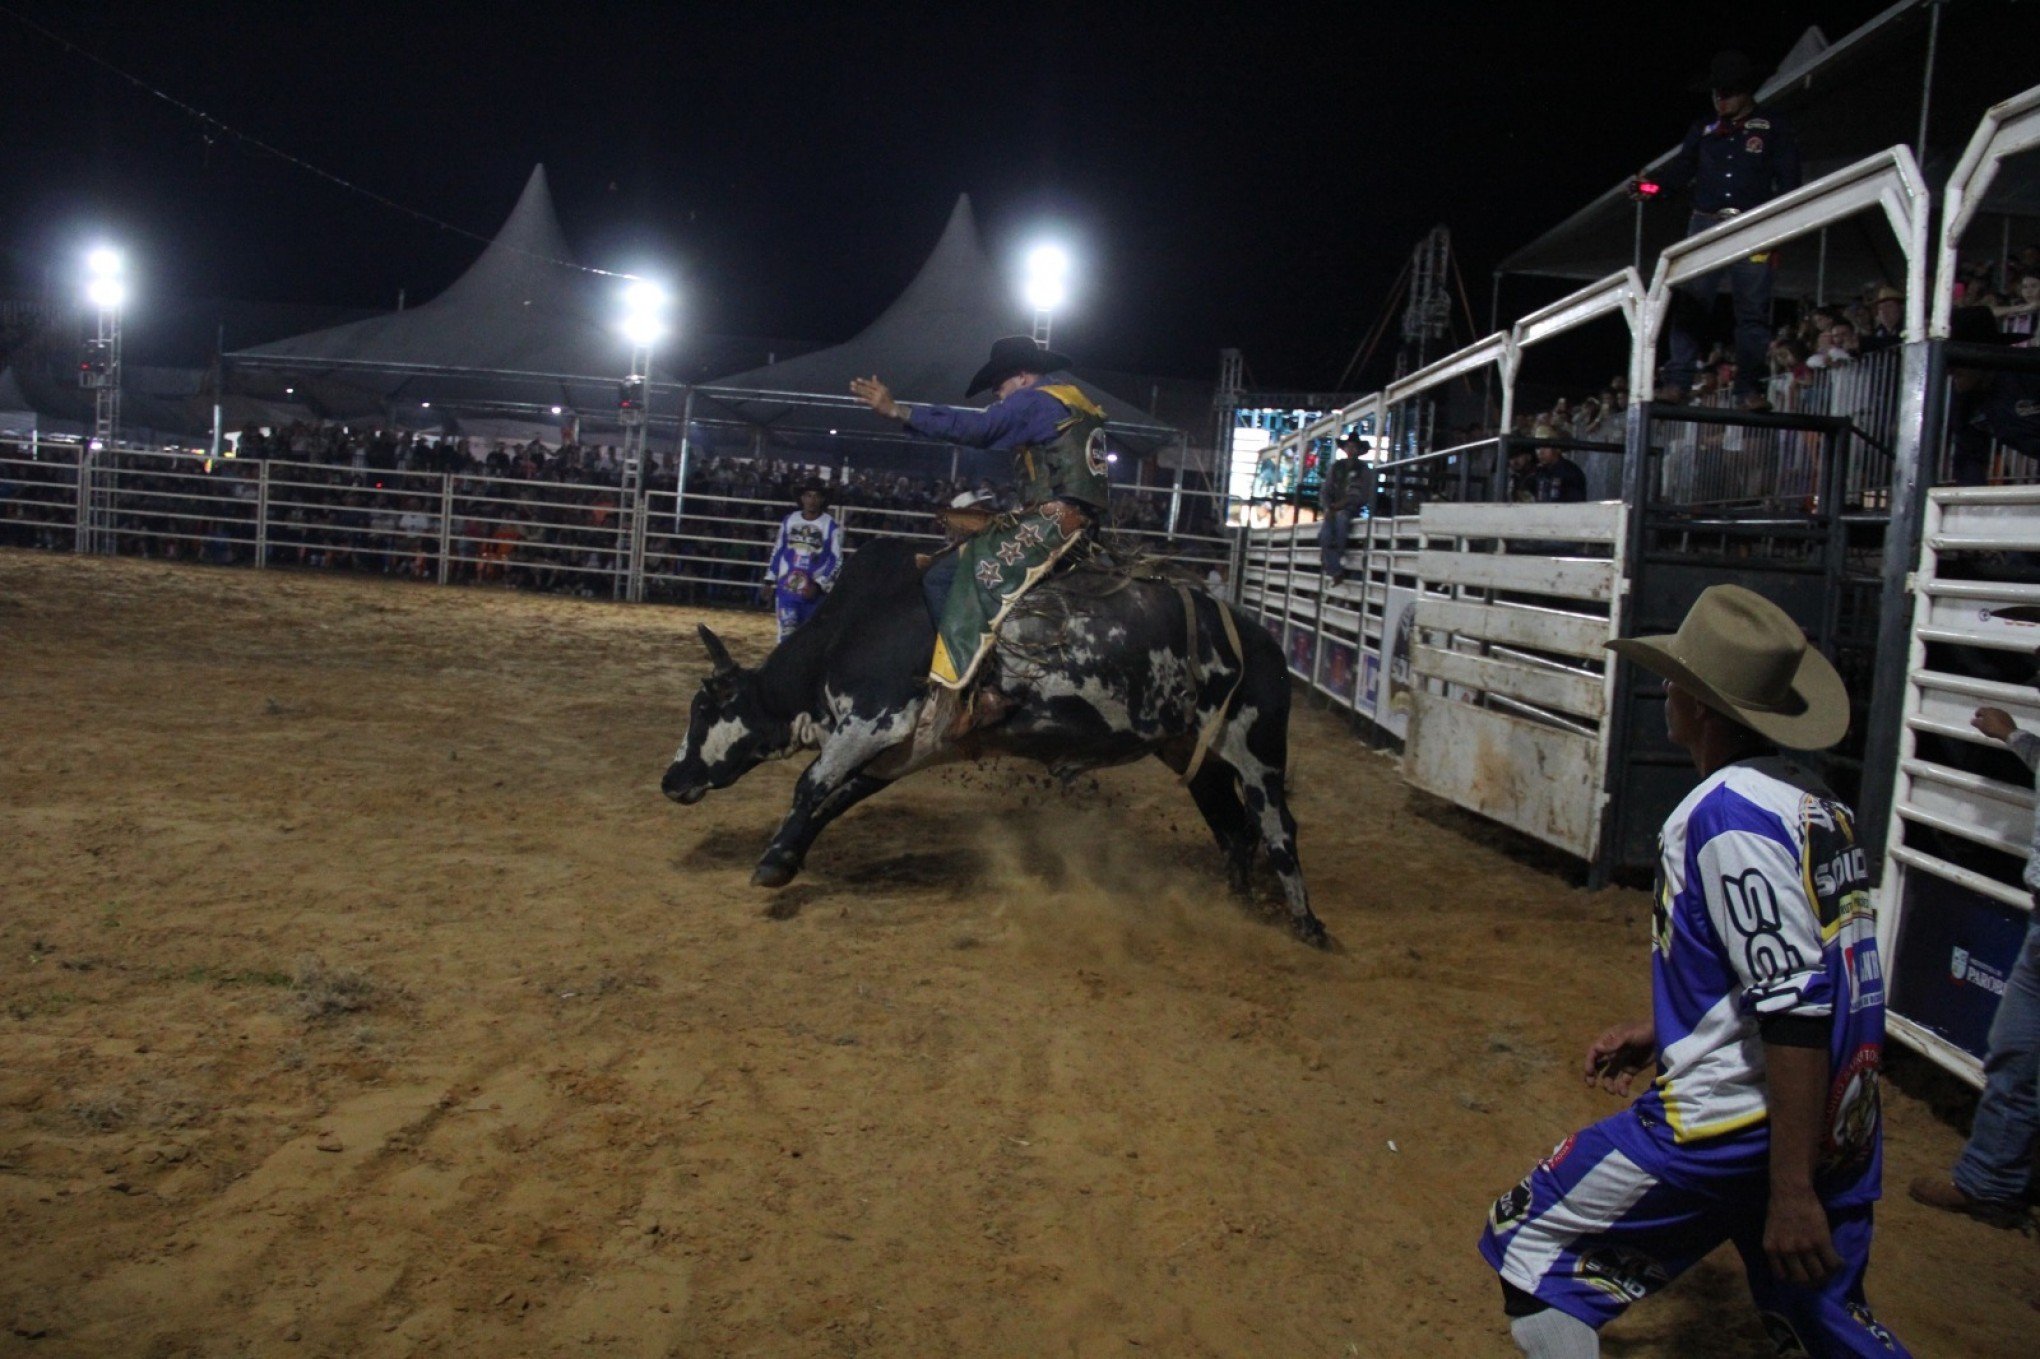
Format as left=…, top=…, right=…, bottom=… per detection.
left=1907, top=1175, right=2029, bottom=1228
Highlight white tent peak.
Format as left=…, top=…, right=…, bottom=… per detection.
left=1769, top=27, right=1832, bottom=92
left=430, top=163, right=583, bottom=316
left=851, top=193, right=1011, bottom=346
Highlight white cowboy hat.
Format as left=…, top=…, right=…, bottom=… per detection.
left=1606, top=584, right=1849, bottom=749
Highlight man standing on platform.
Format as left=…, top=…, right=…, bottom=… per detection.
left=1635, top=50, right=1801, bottom=411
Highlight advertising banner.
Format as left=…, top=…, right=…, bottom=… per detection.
left=1320, top=639, right=1358, bottom=704
left=1286, top=622, right=1317, bottom=681
left=1889, top=874, right=2030, bottom=1061
left=1375, top=586, right=1417, bottom=739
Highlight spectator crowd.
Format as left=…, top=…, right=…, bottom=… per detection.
left=0, top=422, right=1214, bottom=609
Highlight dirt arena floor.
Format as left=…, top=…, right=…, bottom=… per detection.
left=1, top=550, right=2035, bottom=1358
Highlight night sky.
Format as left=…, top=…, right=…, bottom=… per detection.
left=3, top=0, right=1907, bottom=390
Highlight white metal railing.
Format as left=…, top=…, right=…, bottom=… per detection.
left=1657, top=344, right=1904, bottom=510
left=1238, top=492, right=1628, bottom=860
left=1403, top=500, right=1627, bottom=860
left=1933, top=83, right=2040, bottom=338
left=1, top=445, right=1236, bottom=612
left=1878, top=485, right=2040, bottom=1086
left=0, top=443, right=83, bottom=552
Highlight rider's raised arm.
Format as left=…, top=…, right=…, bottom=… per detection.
left=905, top=387, right=1065, bottom=451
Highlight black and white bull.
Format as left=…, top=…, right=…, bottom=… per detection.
left=660, top=538, right=1325, bottom=945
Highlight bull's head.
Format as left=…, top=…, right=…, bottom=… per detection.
left=661, top=626, right=788, bottom=805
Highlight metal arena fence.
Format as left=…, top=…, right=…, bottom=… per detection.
left=0, top=443, right=1235, bottom=608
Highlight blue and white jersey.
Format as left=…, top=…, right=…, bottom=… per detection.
left=767, top=511, right=841, bottom=595
left=1637, top=757, right=1885, bottom=1203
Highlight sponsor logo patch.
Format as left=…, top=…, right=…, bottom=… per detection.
left=1540, top=1134, right=1578, bottom=1171
left=1489, top=1181, right=1532, bottom=1234
left=1745, top=136, right=1766, bottom=154
left=1949, top=945, right=2008, bottom=995
left=1845, top=940, right=1885, bottom=1013
left=1574, top=1245, right=1669, bottom=1302
left=1085, top=428, right=1110, bottom=477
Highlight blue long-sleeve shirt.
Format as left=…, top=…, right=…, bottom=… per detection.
left=1656, top=108, right=1801, bottom=215
left=904, top=386, right=1068, bottom=451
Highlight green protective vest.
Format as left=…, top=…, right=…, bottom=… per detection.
left=1015, top=384, right=1110, bottom=512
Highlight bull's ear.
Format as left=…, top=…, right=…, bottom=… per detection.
left=698, top=625, right=739, bottom=678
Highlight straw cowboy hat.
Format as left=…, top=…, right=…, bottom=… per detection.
left=1606, top=584, right=1849, bottom=749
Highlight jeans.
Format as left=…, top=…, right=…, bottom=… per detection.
left=1318, top=509, right=1352, bottom=578
left=1954, top=911, right=2040, bottom=1203
left=1663, top=212, right=1773, bottom=399
left=923, top=550, right=959, bottom=621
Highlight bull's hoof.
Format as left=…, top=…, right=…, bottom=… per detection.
left=751, top=854, right=802, bottom=889
left=1289, top=913, right=1332, bottom=950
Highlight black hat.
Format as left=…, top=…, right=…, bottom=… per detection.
left=800, top=477, right=828, bottom=497
left=1691, top=50, right=1761, bottom=95
left=966, top=335, right=1073, bottom=398
left=1336, top=433, right=1371, bottom=452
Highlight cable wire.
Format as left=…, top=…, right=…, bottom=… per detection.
left=0, top=2, right=637, bottom=280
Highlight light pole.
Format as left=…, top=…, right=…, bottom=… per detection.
left=81, top=247, right=126, bottom=554
left=1023, top=244, right=1069, bottom=348
left=617, top=279, right=669, bottom=602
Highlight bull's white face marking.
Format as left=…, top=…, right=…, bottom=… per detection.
left=698, top=716, right=751, bottom=772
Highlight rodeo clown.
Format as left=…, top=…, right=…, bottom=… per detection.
left=851, top=335, right=1110, bottom=690
left=1481, top=585, right=1903, bottom=1358
left=764, top=478, right=842, bottom=642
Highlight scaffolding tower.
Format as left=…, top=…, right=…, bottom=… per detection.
left=1389, top=226, right=1455, bottom=458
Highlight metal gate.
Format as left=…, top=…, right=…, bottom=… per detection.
left=1597, top=403, right=1887, bottom=882
left=1877, top=485, right=2040, bottom=1085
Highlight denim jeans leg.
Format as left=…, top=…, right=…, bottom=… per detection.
left=1728, top=256, right=1774, bottom=397
left=1953, top=914, right=2040, bottom=1203
left=1662, top=272, right=1720, bottom=396
left=1319, top=511, right=1350, bottom=577
left=922, top=551, right=960, bottom=623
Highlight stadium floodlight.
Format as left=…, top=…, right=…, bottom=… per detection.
left=1024, top=244, right=1069, bottom=312
left=84, top=247, right=127, bottom=311
left=620, top=279, right=669, bottom=348
left=1023, top=243, right=1070, bottom=345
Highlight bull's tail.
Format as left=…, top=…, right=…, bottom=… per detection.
left=1176, top=584, right=1247, bottom=786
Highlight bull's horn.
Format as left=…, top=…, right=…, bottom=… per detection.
left=698, top=625, right=738, bottom=677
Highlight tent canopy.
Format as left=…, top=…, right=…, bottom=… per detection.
left=1498, top=0, right=2040, bottom=295
left=226, top=166, right=787, bottom=429
left=698, top=196, right=1181, bottom=451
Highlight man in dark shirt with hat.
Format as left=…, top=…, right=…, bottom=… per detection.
left=1635, top=50, right=1802, bottom=410
left=852, top=336, right=1111, bottom=689
left=1317, top=433, right=1374, bottom=583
